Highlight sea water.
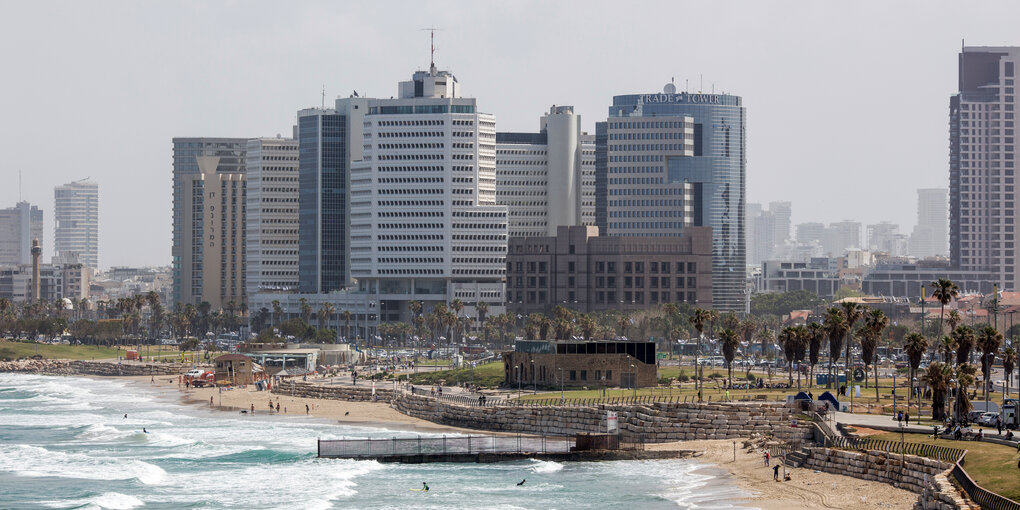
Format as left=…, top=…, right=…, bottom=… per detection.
left=0, top=373, right=753, bottom=509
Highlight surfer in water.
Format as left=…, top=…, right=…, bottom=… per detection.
left=422, top=482, right=429, bottom=492
left=517, top=479, right=526, bottom=486
left=143, top=428, right=148, bottom=434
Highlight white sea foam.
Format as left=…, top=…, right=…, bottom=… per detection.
left=528, top=459, right=565, bottom=474
left=89, top=492, right=145, bottom=509
left=0, top=444, right=167, bottom=485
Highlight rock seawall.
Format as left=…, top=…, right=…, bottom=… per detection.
left=392, top=393, right=814, bottom=443
left=0, top=359, right=196, bottom=376
left=271, top=380, right=394, bottom=402
left=799, top=447, right=977, bottom=509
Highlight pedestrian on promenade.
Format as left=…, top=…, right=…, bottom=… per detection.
left=996, top=416, right=1003, bottom=435
left=904, top=412, right=909, bottom=425
left=773, top=464, right=780, bottom=481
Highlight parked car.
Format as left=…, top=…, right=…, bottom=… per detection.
left=977, top=412, right=999, bottom=427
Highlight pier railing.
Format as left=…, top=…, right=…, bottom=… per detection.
left=318, top=435, right=574, bottom=459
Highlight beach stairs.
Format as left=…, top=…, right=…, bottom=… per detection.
left=783, top=448, right=810, bottom=468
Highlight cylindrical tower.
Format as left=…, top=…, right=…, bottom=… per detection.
left=543, top=106, right=581, bottom=235
left=31, top=238, right=41, bottom=301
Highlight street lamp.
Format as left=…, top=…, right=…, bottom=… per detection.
left=531, top=359, right=536, bottom=394
left=948, top=378, right=957, bottom=423
left=630, top=363, right=636, bottom=398
left=913, top=377, right=920, bottom=425
left=517, top=364, right=523, bottom=400
left=558, top=367, right=564, bottom=403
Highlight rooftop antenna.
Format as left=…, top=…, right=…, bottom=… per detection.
left=321, top=85, right=325, bottom=110
left=420, top=27, right=443, bottom=71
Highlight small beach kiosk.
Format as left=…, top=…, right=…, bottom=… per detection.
left=214, top=353, right=254, bottom=385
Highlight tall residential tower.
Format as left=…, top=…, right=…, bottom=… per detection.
left=53, top=180, right=98, bottom=268
left=171, top=138, right=247, bottom=309
left=0, top=201, right=43, bottom=266
left=950, top=46, right=1020, bottom=289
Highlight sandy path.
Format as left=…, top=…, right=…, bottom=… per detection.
left=647, top=440, right=917, bottom=510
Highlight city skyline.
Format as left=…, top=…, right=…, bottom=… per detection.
left=2, top=1, right=1014, bottom=267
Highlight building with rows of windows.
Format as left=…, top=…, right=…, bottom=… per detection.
left=505, top=225, right=712, bottom=316
left=245, top=137, right=300, bottom=295
left=495, top=105, right=595, bottom=238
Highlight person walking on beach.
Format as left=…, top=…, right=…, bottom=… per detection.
left=305, top=404, right=310, bottom=414
left=250, top=403, right=255, bottom=414
left=276, top=402, right=280, bottom=413
left=764, top=451, right=770, bottom=466
left=773, top=464, right=780, bottom=481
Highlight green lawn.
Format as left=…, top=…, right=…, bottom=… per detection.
left=408, top=361, right=504, bottom=387
left=0, top=341, right=123, bottom=361
left=870, top=432, right=1020, bottom=501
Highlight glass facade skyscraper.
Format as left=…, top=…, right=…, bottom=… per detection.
left=298, top=110, right=348, bottom=293
left=596, top=90, right=746, bottom=310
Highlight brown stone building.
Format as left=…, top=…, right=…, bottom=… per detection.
left=503, top=340, right=657, bottom=389
left=505, top=225, right=713, bottom=315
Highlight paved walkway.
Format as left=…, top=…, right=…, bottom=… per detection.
left=833, top=411, right=935, bottom=434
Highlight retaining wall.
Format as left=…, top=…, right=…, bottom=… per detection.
left=392, top=393, right=814, bottom=443
left=0, top=359, right=196, bottom=376
left=799, top=447, right=977, bottom=509
left=272, top=380, right=395, bottom=402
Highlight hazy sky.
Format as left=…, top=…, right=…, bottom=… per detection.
left=1, top=0, right=1017, bottom=268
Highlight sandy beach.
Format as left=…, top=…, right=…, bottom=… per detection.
left=121, top=374, right=488, bottom=434
left=647, top=440, right=918, bottom=510
left=115, top=374, right=917, bottom=509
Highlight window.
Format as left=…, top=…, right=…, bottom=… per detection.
left=687, top=262, right=696, bottom=273
left=580, top=370, right=587, bottom=381
left=570, top=370, right=576, bottom=381
left=625, top=261, right=633, bottom=273
left=595, top=370, right=602, bottom=380
left=607, top=261, right=616, bottom=273
left=606, top=370, right=612, bottom=380
left=569, top=244, right=575, bottom=254
left=568, top=261, right=576, bottom=273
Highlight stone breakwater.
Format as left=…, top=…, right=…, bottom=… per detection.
left=798, top=447, right=977, bottom=510
left=271, top=380, right=395, bottom=402
left=0, top=359, right=196, bottom=376
left=392, top=393, right=814, bottom=443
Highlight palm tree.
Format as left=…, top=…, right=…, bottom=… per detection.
left=930, top=278, right=960, bottom=337
left=720, top=328, right=739, bottom=390
left=823, top=307, right=849, bottom=389
left=922, top=362, right=953, bottom=421
left=689, top=308, right=712, bottom=395
left=341, top=310, right=352, bottom=344
left=840, top=301, right=865, bottom=391
left=977, top=326, right=1003, bottom=404
left=450, top=299, right=465, bottom=344
left=616, top=315, right=630, bottom=339
left=317, top=302, right=334, bottom=334
left=946, top=309, right=963, bottom=335
left=779, top=327, right=798, bottom=387
left=271, top=300, right=282, bottom=330
left=299, top=298, right=313, bottom=324
left=1002, top=347, right=1017, bottom=401
left=953, top=325, right=976, bottom=367
left=807, top=322, right=824, bottom=388
left=758, top=327, right=775, bottom=380
left=904, top=332, right=929, bottom=397
left=862, top=309, right=889, bottom=400
left=475, top=301, right=489, bottom=338
left=940, top=335, right=958, bottom=364
left=954, top=363, right=977, bottom=423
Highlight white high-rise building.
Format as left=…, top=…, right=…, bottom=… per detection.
left=245, top=137, right=299, bottom=295
left=0, top=201, right=43, bottom=266
left=349, top=64, right=507, bottom=322
left=823, top=220, right=862, bottom=257
left=54, top=180, right=98, bottom=268
left=769, top=201, right=792, bottom=246
left=911, top=188, right=948, bottom=259
left=496, top=105, right=595, bottom=238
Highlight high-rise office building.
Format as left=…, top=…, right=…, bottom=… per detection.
left=297, top=98, right=369, bottom=294
left=950, top=46, right=1020, bottom=289
left=596, top=85, right=746, bottom=309
left=496, top=105, right=595, bottom=238
left=349, top=64, right=507, bottom=322
left=0, top=201, right=43, bottom=266
left=796, top=222, right=826, bottom=245
left=867, top=222, right=905, bottom=255
left=246, top=137, right=300, bottom=295
left=53, top=180, right=98, bottom=268
left=911, top=188, right=948, bottom=259
left=171, top=138, right=247, bottom=309
left=823, top=220, right=862, bottom=257
left=769, top=201, right=792, bottom=247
